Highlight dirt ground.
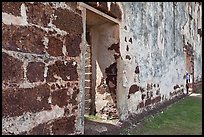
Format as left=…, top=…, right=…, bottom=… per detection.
left=84, top=94, right=188, bottom=135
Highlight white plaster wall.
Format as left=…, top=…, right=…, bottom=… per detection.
left=118, top=2, right=202, bottom=119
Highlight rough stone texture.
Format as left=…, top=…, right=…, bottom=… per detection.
left=109, top=3, right=122, bottom=20
left=28, top=123, right=50, bottom=135
left=26, top=2, right=54, bottom=27
left=2, top=2, right=83, bottom=135
left=27, top=115, right=76, bottom=135
left=46, top=60, right=78, bottom=82
left=51, top=88, right=70, bottom=107
left=2, top=2, right=22, bottom=16
left=2, top=24, right=46, bottom=54
left=53, top=8, right=83, bottom=35
left=47, top=36, right=64, bottom=57
left=98, top=2, right=108, bottom=14
left=2, top=2, right=202, bottom=135
left=2, top=84, right=51, bottom=118
left=2, top=52, right=24, bottom=86
left=51, top=116, right=76, bottom=135
left=65, top=34, right=82, bottom=57
left=27, top=62, right=45, bottom=82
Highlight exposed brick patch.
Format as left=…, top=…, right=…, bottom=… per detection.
left=65, top=34, right=81, bottom=57
left=128, top=84, right=140, bottom=98
left=146, top=91, right=150, bottom=98
left=46, top=60, right=78, bottom=82
left=2, top=52, right=24, bottom=85
left=2, top=84, right=51, bottom=118
left=51, top=88, right=70, bottom=107
left=126, top=45, right=129, bottom=51
left=114, top=53, right=120, bottom=60
left=27, top=62, right=45, bottom=83
left=135, top=66, right=140, bottom=74
left=156, top=89, right=160, bottom=95
left=141, top=94, right=146, bottom=100
left=2, top=25, right=46, bottom=54
left=47, top=36, right=64, bottom=56
left=140, top=87, right=145, bottom=92
left=152, top=96, right=161, bottom=104
left=126, top=55, right=131, bottom=60
left=147, top=83, right=152, bottom=90
left=137, top=102, right=144, bottom=109
left=198, top=28, right=202, bottom=37
left=52, top=9, right=83, bottom=35
left=2, top=2, right=22, bottom=16
left=98, top=2, right=108, bottom=14
left=129, top=38, right=132, bottom=44
left=51, top=116, right=76, bottom=135
left=108, top=43, right=120, bottom=53
left=145, top=98, right=151, bottom=106
left=26, top=2, right=54, bottom=27
left=109, top=3, right=122, bottom=20
left=173, top=84, right=180, bottom=90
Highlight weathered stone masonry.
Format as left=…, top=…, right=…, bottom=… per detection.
left=2, top=2, right=83, bottom=135
left=2, top=2, right=202, bottom=135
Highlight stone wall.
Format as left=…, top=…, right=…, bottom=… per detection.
left=2, top=2, right=202, bottom=135
left=2, top=2, right=84, bottom=135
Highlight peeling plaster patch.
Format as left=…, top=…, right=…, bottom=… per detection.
left=2, top=12, right=27, bottom=26
left=2, top=105, right=64, bottom=135
left=2, top=3, right=28, bottom=26
left=21, top=3, right=27, bottom=24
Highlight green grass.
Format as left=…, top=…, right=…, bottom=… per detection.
left=120, top=90, right=202, bottom=135
left=85, top=114, right=104, bottom=121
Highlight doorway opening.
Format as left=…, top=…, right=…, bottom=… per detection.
left=84, top=8, right=120, bottom=121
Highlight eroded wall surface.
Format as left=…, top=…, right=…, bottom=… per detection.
left=118, top=2, right=202, bottom=119
left=2, top=2, right=202, bottom=134
left=2, top=2, right=84, bottom=135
